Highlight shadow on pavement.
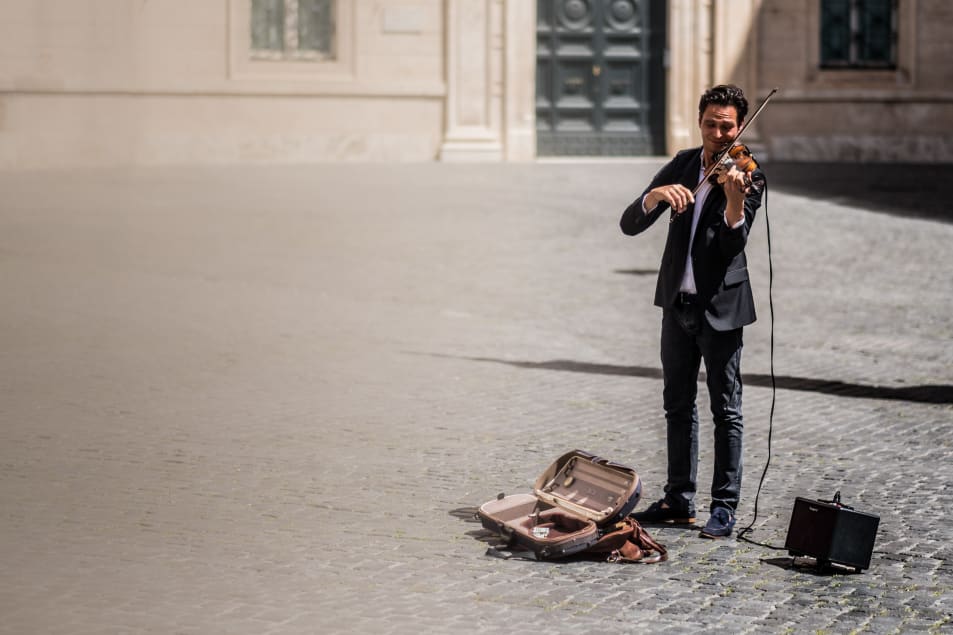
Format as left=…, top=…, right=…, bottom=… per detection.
left=764, top=161, right=953, bottom=223
left=761, top=556, right=864, bottom=577
left=428, top=355, right=953, bottom=405
left=449, top=507, right=500, bottom=543
left=613, top=268, right=659, bottom=276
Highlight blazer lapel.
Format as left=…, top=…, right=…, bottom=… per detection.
left=680, top=150, right=702, bottom=191
left=670, top=150, right=702, bottom=247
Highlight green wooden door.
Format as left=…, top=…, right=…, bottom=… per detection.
left=536, top=0, right=664, bottom=156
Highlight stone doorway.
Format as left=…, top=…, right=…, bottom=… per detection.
left=536, top=0, right=665, bottom=156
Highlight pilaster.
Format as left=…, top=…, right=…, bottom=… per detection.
left=502, top=0, right=536, bottom=161
left=666, top=0, right=764, bottom=154
left=439, top=0, right=504, bottom=161
left=711, top=0, right=764, bottom=150
left=666, top=0, right=712, bottom=152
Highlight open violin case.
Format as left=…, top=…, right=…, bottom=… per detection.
left=478, top=450, right=643, bottom=560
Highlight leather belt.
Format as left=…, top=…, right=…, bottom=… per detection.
left=675, top=292, right=697, bottom=306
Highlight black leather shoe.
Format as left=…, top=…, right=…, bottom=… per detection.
left=631, top=499, right=696, bottom=524
left=700, top=507, right=736, bottom=538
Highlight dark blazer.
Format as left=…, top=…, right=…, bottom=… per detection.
left=620, top=147, right=765, bottom=331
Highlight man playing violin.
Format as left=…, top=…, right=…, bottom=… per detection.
left=619, top=84, right=765, bottom=539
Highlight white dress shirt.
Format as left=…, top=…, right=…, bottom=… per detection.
left=643, top=151, right=745, bottom=294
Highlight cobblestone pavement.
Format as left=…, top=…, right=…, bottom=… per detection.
left=1, top=161, right=951, bottom=634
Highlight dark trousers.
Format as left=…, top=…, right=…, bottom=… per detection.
left=660, top=300, right=744, bottom=514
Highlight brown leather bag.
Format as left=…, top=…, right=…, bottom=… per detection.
left=586, top=518, right=667, bottom=564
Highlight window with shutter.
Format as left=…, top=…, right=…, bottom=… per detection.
left=250, top=0, right=335, bottom=61
left=820, top=0, right=896, bottom=69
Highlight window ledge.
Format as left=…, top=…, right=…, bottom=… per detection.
left=771, top=89, right=953, bottom=104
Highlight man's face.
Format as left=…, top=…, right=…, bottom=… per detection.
left=698, top=104, right=741, bottom=161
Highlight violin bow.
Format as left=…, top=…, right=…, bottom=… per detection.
left=694, top=87, right=780, bottom=196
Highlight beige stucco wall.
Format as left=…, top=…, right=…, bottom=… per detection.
left=666, top=0, right=953, bottom=163
left=0, top=0, right=451, bottom=168
left=0, top=93, right=444, bottom=167
left=755, top=0, right=953, bottom=161
left=1, top=0, right=949, bottom=167
left=666, top=0, right=762, bottom=153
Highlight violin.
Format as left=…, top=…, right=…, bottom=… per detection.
left=708, top=143, right=759, bottom=187
left=695, top=87, right=777, bottom=195
left=669, top=87, right=778, bottom=223
left=670, top=142, right=765, bottom=224
left=727, top=143, right=758, bottom=175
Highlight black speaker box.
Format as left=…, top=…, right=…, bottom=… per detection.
left=784, top=496, right=880, bottom=571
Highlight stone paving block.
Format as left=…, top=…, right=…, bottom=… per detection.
left=1, top=163, right=952, bottom=634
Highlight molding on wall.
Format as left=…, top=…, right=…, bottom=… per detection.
left=439, top=0, right=504, bottom=162
left=502, top=0, right=536, bottom=161
left=665, top=0, right=713, bottom=153
left=0, top=84, right=448, bottom=99
left=767, top=89, right=953, bottom=103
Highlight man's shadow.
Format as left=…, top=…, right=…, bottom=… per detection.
left=422, top=355, right=953, bottom=405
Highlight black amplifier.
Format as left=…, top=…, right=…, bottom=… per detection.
left=784, top=495, right=880, bottom=572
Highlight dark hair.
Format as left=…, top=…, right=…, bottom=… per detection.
left=698, top=84, right=748, bottom=124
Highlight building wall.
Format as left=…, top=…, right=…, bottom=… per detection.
left=667, top=0, right=953, bottom=163
left=0, top=0, right=452, bottom=168
left=755, top=0, right=953, bottom=162
left=0, top=0, right=949, bottom=167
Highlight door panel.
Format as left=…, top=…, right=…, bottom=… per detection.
left=537, top=0, right=663, bottom=156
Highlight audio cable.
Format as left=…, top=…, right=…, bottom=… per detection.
left=737, top=182, right=786, bottom=550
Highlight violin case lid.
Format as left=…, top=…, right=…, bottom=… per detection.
left=476, top=450, right=642, bottom=559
